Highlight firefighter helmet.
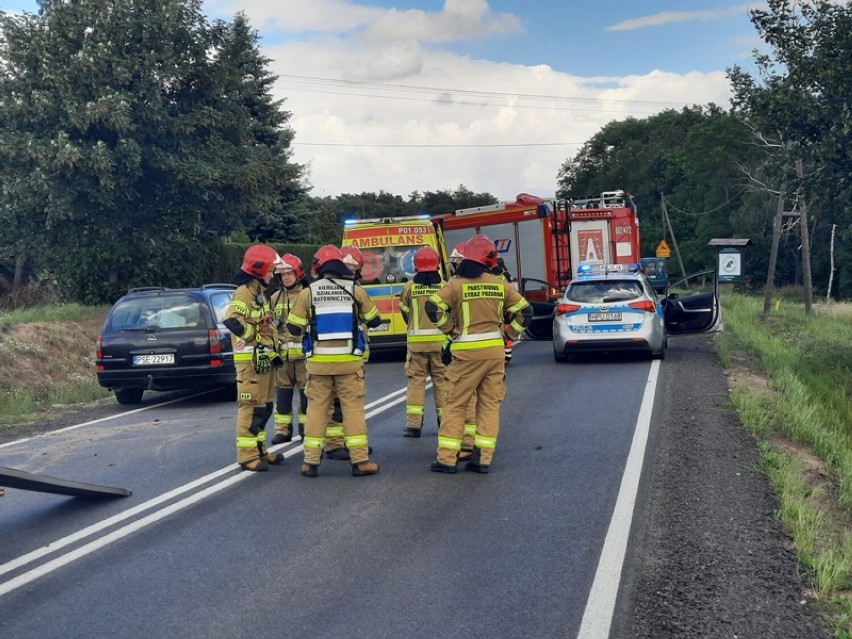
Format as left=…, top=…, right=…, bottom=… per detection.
left=449, top=242, right=466, bottom=263
left=276, top=253, right=305, bottom=279
left=241, top=244, right=281, bottom=279
left=312, top=244, right=347, bottom=275
left=464, top=234, right=499, bottom=269
left=340, top=245, right=364, bottom=272
left=414, top=246, right=441, bottom=272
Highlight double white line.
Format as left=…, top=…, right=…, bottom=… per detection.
left=0, top=384, right=414, bottom=598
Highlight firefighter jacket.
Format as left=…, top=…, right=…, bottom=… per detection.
left=285, top=276, right=380, bottom=375
left=225, top=278, right=279, bottom=365
left=427, top=273, right=530, bottom=361
left=271, top=283, right=305, bottom=361
left=399, top=279, right=445, bottom=353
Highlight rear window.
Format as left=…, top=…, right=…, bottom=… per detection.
left=566, top=279, right=644, bottom=304
left=108, top=294, right=207, bottom=330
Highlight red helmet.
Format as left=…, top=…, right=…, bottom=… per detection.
left=276, top=253, right=305, bottom=279
left=449, top=242, right=466, bottom=263
left=312, top=244, right=345, bottom=272
left=414, top=246, right=441, bottom=272
left=241, top=244, right=281, bottom=279
left=464, top=234, right=498, bottom=269
left=340, top=245, right=364, bottom=271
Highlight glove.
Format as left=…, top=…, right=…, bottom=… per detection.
left=440, top=339, right=453, bottom=365
left=253, top=346, right=281, bottom=373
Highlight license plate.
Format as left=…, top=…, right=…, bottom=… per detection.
left=588, top=312, right=622, bottom=322
left=133, top=354, right=175, bottom=366
left=369, top=323, right=390, bottom=332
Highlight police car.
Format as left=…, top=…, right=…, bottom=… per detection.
left=552, top=263, right=721, bottom=362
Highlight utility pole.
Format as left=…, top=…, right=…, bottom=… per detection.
left=660, top=194, right=686, bottom=279
left=763, top=186, right=785, bottom=314
left=796, top=159, right=814, bottom=314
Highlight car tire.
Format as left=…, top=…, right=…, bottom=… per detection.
left=553, top=350, right=569, bottom=363
left=114, top=388, right=144, bottom=405
left=652, top=338, right=668, bottom=360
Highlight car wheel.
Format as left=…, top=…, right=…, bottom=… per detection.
left=553, top=350, right=568, bottom=363
left=114, top=388, right=144, bottom=405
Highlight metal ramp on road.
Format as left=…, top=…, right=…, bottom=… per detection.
left=0, top=466, right=132, bottom=498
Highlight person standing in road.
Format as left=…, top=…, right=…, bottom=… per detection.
left=426, top=235, right=532, bottom=474
left=224, top=244, right=286, bottom=472
left=285, top=245, right=383, bottom=478
left=270, top=254, right=309, bottom=445
left=492, top=257, right=519, bottom=365
left=448, top=241, right=477, bottom=460
left=399, top=245, right=448, bottom=438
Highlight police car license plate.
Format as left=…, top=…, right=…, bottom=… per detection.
left=133, top=354, right=175, bottom=365
left=588, top=312, right=622, bottom=322
left=369, top=323, right=390, bottom=332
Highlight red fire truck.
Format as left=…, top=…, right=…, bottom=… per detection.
left=434, top=190, right=641, bottom=339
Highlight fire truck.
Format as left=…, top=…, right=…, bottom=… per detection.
left=341, top=215, right=451, bottom=350
left=435, top=190, right=641, bottom=339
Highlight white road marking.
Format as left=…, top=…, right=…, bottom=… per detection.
left=0, top=385, right=411, bottom=597
left=576, top=360, right=660, bottom=639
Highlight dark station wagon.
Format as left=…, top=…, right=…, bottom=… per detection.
left=96, top=284, right=237, bottom=404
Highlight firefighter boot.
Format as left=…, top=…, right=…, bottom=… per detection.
left=240, top=459, right=270, bottom=472
left=430, top=461, right=457, bottom=474
left=403, top=427, right=422, bottom=438
left=264, top=452, right=285, bottom=465
left=300, top=463, right=318, bottom=478
left=464, top=447, right=490, bottom=474
left=325, top=447, right=350, bottom=460
left=271, top=432, right=292, bottom=445
left=352, top=460, right=379, bottom=477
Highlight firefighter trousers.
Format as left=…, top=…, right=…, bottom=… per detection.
left=274, top=359, right=307, bottom=437
left=437, top=358, right=505, bottom=467
left=235, top=361, right=276, bottom=464
left=303, top=368, right=370, bottom=465
left=404, top=350, right=447, bottom=429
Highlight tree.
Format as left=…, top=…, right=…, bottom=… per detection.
left=0, top=1, right=306, bottom=303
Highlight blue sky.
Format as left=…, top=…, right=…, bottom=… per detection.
left=0, top=1, right=765, bottom=199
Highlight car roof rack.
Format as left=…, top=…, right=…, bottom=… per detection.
left=201, top=283, right=238, bottom=290
left=127, top=286, right=168, bottom=294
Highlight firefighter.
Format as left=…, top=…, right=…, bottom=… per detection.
left=270, top=254, right=309, bottom=445
left=286, top=245, right=383, bottom=477
left=426, top=234, right=532, bottom=474
left=224, top=244, right=286, bottom=472
left=399, top=245, right=447, bottom=437
left=321, top=244, right=367, bottom=461
left=448, top=240, right=477, bottom=459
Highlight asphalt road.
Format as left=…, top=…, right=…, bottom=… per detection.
left=0, top=337, right=831, bottom=638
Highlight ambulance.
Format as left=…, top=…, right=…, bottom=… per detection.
left=341, top=215, right=451, bottom=350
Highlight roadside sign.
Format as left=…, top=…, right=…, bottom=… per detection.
left=718, top=248, right=742, bottom=282
left=655, top=240, right=671, bottom=258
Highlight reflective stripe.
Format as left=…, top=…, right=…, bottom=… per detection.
left=288, top=313, right=308, bottom=327
left=345, top=434, right=369, bottom=448
left=325, top=425, right=344, bottom=437
left=313, top=344, right=353, bottom=355
left=234, top=352, right=254, bottom=362
left=406, top=405, right=424, bottom=416
left=409, top=327, right=443, bottom=337
left=464, top=423, right=477, bottom=436
left=437, top=435, right=462, bottom=451
left=236, top=436, right=257, bottom=448
left=436, top=407, right=443, bottom=417
left=507, top=299, right=529, bottom=313
left=456, top=331, right=503, bottom=343
left=408, top=333, right=446, bottom=343
left=303, top=436, right=325, bottom=450
left=475, top=434, right=497, bottom=449
left=274, top=414, right=293, bottom=425
left=453, top=337, right=505, bottom=350
left=308, top=353, right=363, bottom=363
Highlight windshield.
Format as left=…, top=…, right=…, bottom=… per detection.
left=359, top=245, right=425, bottom=285
left=566, top=279, right=644, bottom=304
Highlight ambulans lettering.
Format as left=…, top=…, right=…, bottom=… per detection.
left=461, top=283, right=504, bottom=300
left=352, top=234, right=426, bottom=248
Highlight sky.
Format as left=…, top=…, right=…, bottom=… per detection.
left=0, top=0, right=767, bottom=201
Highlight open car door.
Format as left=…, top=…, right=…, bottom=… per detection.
left=662, top=269, right=723, bottom=335
left=519, top=277, right=562, bottom=340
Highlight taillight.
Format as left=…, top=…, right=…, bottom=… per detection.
left=555, top=303, right=581, bottom=316
left=628, top=300, right=657, bottom=313
left=209, top=329, right=223, bottom=366
left=96, top=336, right=104, bottom=371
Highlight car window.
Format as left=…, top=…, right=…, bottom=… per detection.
left=566, top=279, right=643, bottom=304
left=210, top=291, right=234, bottom=324
left=108, top=294, right=203, bottom=330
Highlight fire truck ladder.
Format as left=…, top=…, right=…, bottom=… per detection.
left=551, top=199, right=573, bottom=289
left=0, top=467, right=132, bottom=498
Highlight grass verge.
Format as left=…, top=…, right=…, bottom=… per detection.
left=716, top=292, right=852, bottom=637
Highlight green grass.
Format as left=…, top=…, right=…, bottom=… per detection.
left=718, top=292, right=852, bottom=635
left=0, top=379, right=111, bottom=429
left=0, top=303, right=106, bottom=327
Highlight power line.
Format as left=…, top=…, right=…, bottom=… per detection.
left=294, top=142, right=583, bottom=148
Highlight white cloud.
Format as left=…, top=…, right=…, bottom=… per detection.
left=607, top=4, right=760, bottom=31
